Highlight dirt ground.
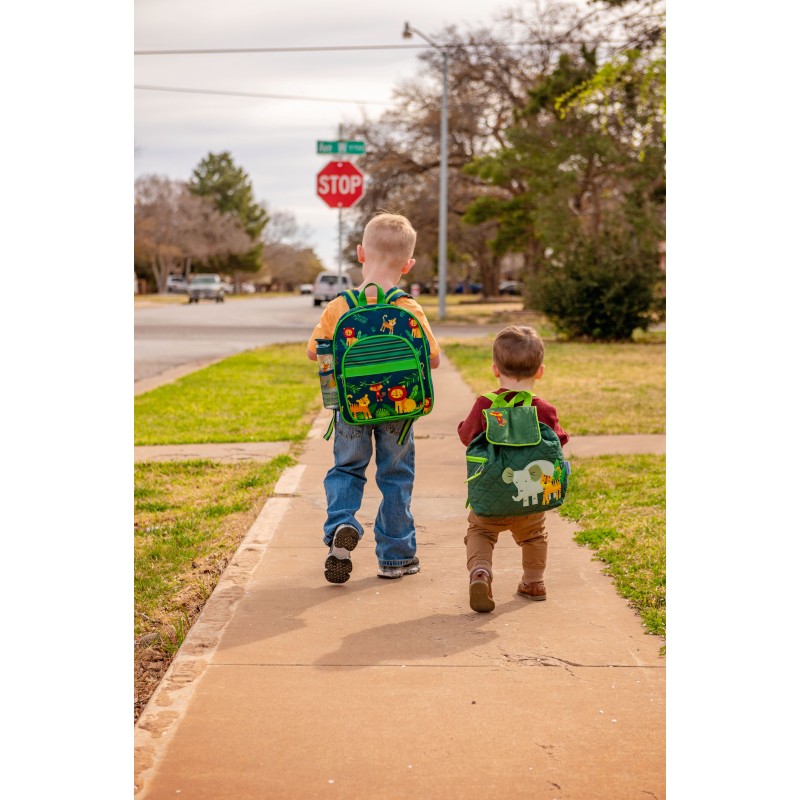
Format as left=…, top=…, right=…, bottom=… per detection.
left=134, top=553, right=230, bottom=723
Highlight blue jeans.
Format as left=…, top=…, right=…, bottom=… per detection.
left=323, top=414, right=417, bottom=568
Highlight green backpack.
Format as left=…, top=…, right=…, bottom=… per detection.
left=323, top=283, right=434, bottom=444
left=465, top=390, right=570, bottom=517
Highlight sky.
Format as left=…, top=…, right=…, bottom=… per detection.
left=134, top=0, right=578, bottom=270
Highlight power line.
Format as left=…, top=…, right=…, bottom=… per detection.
left=134, top=40, right=627, bottom=56
left=135, top=44, right=427, bottom=55
left=135, top=84, right=391, bottom=106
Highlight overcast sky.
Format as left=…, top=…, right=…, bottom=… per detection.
left=134, top=0, right=589, bottom=271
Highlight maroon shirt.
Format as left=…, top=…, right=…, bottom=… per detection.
left=457, top=389, right=570, bottom=447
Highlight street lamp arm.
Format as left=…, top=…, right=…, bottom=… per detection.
left=402, top=22, right=440, bottom=50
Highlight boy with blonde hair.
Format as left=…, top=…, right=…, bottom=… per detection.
left=457, top=325, right=569, bottom=611
left=308, top=212, right=441, bottom=582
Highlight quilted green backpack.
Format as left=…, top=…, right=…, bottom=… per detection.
left=322, top=283, right=434, bottom=444
left=465, top=390, right=570, bottom=516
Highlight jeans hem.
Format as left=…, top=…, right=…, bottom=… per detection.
left=379, top=558, right=416, bottom=568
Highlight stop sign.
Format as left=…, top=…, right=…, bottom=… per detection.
left=316, top=160, right=365, bottom=208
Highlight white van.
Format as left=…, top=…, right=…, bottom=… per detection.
left=312, top=271, right=353, bottom=306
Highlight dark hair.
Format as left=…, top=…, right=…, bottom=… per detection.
left=492, top=325, right=545, bottom=379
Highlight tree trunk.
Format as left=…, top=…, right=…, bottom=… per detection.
left=478, top=250, right=500, bottom=297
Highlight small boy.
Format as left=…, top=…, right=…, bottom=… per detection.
left=457, top=325, right=569, bottom=612
left=307, top=212, right=441, bottom=583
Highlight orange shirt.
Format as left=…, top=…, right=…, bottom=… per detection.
left=307, top=295, right=440, bottom=359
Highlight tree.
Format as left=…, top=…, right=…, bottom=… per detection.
left=188, top=152, right=269, bottom=277
left=256, top=209, right=324, bottom=290
left=134, top=176, right=252, bottom=293
left=539, top=232, right=662, bottom=340
left=462, top=0, right=665, bottom=314
left=262, top=245, right=324, bottom=291
left=343, top=22, right=554, bottom=296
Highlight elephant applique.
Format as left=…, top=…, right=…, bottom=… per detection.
left=501, top=460, right=555, bottom=508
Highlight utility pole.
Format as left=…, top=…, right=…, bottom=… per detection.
left=338, top=123, right=343, bottom=284
left=402, top=22, right=448, bottom=320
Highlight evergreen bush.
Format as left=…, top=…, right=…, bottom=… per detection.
left=538, top=234, right=663, bottom=341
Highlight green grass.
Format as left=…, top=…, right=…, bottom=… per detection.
left=135, top=343, right=321, bottom=445
left=134, top=455, right=294, bottom=641
left=560, top=454, right=666, bottom=643
left=443, top=337, right=665, bottom=434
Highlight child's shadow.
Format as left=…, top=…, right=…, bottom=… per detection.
left=313, top=603, right=515, bottom=668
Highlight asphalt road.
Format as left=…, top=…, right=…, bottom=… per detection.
left=134, top=295, right=323, bottom=383
left=134, top=294, right=488, bottom=390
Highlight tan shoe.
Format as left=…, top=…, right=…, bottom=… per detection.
left=469, top=569, right=495, bottom=613
left=517, top=581, right=546, bottom=601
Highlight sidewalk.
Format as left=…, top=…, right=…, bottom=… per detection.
left=134, top=355, right=665, bottom=799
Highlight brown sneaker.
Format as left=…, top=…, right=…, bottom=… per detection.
left=517, top=581, right=547, bottom=601
left=469, top=569, right=495, bottom=613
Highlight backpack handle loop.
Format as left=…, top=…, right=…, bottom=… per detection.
left=357, top=283, right=386, bottom=306
left=482, top=390, right=535, bottom=408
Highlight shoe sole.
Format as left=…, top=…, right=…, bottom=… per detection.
left=470, top=581, right=495, bottom=612
left=325, top=525, right=360, bottom=584
left=332, top=525, right=359, bottom=552
left=325, top=555, right=353, bottom=584
left=517, top=591, right=546, bottom=601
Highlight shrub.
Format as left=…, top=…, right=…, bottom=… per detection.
left=538, top=234, right=662, bottom=341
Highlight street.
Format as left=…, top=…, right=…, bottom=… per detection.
left=134, top=295, right=322, bottom=384
left=134, top=293, right=488, bottom=390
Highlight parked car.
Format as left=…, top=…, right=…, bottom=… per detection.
left=454, top=281, right=483, bottom=295
left=166, top=275, right=188, bottom=294
left=239, top=282, right=256, bottom=294
left=299, top=283, right=314, bottom=295
left=313, top=271, right=353, bottom=306
left=498, top=280, right=523, bottom=296
left=188, top=274, right=226, bottom=303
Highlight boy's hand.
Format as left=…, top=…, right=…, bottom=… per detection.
left=307, top=348, right=318, bottom=362
left=431, top=354, right=441, bottom=369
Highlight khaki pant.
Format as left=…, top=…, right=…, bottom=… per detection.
left=465, top=510, right=548, bottom=584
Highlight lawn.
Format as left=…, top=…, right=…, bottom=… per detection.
left=135, top=343, right=321, bottom=445
left=560, top=454, right=666, bottom=642
left=443, top=337, right=665, bottom=435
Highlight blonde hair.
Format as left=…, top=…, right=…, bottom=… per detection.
left=362, top=212, right=417, bottom=265
left=492, top=325, right=545, bottom=379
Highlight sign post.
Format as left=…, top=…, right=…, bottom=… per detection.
left=316, top=130, right=366, bottom=281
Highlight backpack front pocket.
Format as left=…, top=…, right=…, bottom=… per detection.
left=339, top=336, right=425, bottom=423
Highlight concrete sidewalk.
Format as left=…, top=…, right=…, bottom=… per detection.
left=134, top=355, right=665, bottom=799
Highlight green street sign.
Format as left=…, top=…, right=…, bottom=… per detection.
left=316, top=140, right=365, bottom=155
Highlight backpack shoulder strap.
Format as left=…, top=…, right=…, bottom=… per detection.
left=385, top=286, right=410, bottom=304
left=339, top=289, right=360, bottom=309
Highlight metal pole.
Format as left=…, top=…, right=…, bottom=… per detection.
left=338, top=123, right=343, bottom=284
left=438, top=50, right=448, bottom=321
left=403, top=24, right=448, bottom=320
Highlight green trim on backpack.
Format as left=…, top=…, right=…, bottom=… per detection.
left=323, top=413, right=335, bottom=441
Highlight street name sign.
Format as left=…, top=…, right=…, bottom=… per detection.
left=316, top=140, right=365, bottom=155
left=316, top=160, right=365, bottom=208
